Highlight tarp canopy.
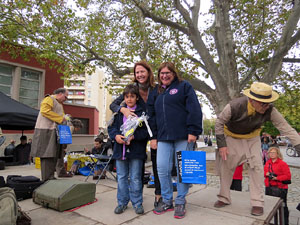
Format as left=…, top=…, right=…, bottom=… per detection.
left=0, top=91, right=39, bottom=130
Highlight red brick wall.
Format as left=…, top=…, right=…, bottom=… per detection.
left=1, top=43, right=98, bottom=135
left=0, top=46, right=64, bottom=94
left=64, top=104, right=99, bottom=135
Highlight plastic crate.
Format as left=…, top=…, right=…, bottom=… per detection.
left=35, top=157, right=41, bottom=169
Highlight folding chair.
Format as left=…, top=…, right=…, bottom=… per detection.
left=85, top=150, right=116, bottom=184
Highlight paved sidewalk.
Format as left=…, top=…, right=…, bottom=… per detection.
left=1, top=164, right=300, bottom=225
left=202, top=144, right=300, bottom=225
left=206, top=168, right=300, bottom=225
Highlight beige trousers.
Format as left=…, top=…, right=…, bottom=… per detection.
left=216, top=135, right=264, bottom=207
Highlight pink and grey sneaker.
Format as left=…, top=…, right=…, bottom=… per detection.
left=153, top=201, right=174, bottom=215
left=174, top=204, right=186, bottom=219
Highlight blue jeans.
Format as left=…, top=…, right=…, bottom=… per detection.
left=116, top=158, right=143, bottom=207
left=157, top=140, right=192, bottom=205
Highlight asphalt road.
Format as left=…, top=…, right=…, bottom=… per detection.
left=202, top=142, right=300, bottom=168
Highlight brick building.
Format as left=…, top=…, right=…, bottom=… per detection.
left=0, top=43, right=98, bottom=136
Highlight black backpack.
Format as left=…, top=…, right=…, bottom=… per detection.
left=207, top=139, right=212, bottom=146
left=0, top=176, right=5, bottom=187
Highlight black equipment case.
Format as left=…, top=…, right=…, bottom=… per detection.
left=33, top=179, right=96, bottom=212
left=6, top=175, right=44, bottom=201
left=0, top=160, right=5, bottom=170
left=0, top=176, right=5, bottom=188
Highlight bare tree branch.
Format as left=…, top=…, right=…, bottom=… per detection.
left=260, top=57, right=300, bottom=64
left=187, top=76, right=214, bottom=95
left=187, top=77, right=222, bottom=114
left=253, top=0, right=266, bottom=56
left=130, top=0, right=224, bottom=101
left=2, top=0, right=299, bottom=115
left=175, top=35, right=208, bottom=72
left=264, top=0, right=300, bottom=83
left=288, top=28, right=300, bottom=49
left=182, top=0, right=192, bottom=10
left=191, top=0, right=200, bottom=29
left=236, top=53, right=250, bottom=65
left=137, top=10, right=149, bottom=61
left=73, top=40, right=130, bottom=76
left=240, top=66, right=258, bottom=89
left=213, top=0, right=238, bottom=99
left=173, top=0, right=193, bottom=26
left=282, top=57, right=300, bottom=63
left=278, top=1, right=300, bottom=52
left=79, top=57, right=98, bottom=65
left=130, top=0, right=189, bottom=35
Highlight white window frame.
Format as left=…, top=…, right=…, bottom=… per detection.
left=0, top=60, right=45, bottom=109
left=0, top=64, right=13, bottom=96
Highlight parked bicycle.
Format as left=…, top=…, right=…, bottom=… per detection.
left=286, top=146, right=300, bottom=157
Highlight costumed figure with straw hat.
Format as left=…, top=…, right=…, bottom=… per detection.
left=214, top=82, right=300, bottom=216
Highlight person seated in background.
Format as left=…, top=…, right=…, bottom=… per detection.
left=14, top=136, right=31, bottom=165
left=84, top=137, right=105, bottom=155
left=4, top=139, right=16, bottom=159
left=84, top=137, right=106, bottom=180
left=0, top=127, right=5, bottom=147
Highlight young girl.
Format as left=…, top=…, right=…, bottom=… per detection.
left=108, top=84, right=149, bottom=215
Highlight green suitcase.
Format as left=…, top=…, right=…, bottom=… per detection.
left=32, top=179, right=96, bottom=212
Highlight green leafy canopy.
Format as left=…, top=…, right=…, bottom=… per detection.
left=1, top=0, right=300, bottom=116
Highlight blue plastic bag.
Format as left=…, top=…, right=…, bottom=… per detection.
left=176, top=151, right=206, bottom=184
left=79, top=166, right=93, bottom=176
left=57, top=125, right=72, bottom=144
left=79, top=165, right=105, bottom=176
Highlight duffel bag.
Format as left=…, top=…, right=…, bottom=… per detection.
left=0, top=187, right=18, bottom=225
left=7, top=175, right=44, bottom=201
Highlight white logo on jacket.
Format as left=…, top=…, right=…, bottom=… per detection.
left=169, top=89, right=178, bottom=95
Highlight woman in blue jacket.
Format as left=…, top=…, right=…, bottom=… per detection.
left=148, top=62, right=203, bottom=219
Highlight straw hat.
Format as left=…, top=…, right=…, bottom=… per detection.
left=243, top=82, right=279, bottom=103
